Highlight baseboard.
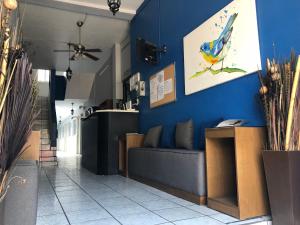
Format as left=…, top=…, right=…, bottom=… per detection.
left=130, top=175, right=207, bottom=205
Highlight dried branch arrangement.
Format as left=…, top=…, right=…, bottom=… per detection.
left=0, top=0, right=37, bottom=200
left=258, top=51, right=300, bottom=151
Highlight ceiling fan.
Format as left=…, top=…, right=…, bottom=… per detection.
left=54, top=21, right=102, bottom=61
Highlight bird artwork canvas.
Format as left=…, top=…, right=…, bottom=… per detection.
left=183, top=0, right=261, bottom=95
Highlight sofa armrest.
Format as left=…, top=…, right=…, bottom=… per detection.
left=119, top=133, right=144, bottom=177
left=126, top=133, right=144, bottom=149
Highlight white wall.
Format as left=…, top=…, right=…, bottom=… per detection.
left=121, top=36, right=131, bottom=80
left=83, top=38, right=131, bottom=108
left=38, top=83, right=50, bottom=97
left=112, top=43, right=123, bottom=100
left=88, top=57, right=113, bottom=106
left=65, top=73, right=95, bottom=99
left=32, top=69, right=50, bottom=97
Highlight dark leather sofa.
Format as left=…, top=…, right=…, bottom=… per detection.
left=128, top=147, right=206, bottom=204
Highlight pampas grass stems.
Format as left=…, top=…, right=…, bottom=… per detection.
left=0, top=0, right=37, bottom=199
left=285, top=56, right=300, bottom=150
left=259, top=51, right=300, bottom=151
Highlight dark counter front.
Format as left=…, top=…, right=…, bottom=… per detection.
left=81, top=111, right=139, bottom=175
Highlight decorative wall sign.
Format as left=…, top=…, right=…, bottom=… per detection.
left=183, top=0, right=261, bottom=95
left=150, top=63, right=176, bottom=108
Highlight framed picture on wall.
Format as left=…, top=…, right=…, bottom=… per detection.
left=183, top=0, right=261, bottom=95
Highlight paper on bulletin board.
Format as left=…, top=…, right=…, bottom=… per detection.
left=150, top=77, right=158, bottom=104
left=157, top=71, right=164, bottom=101
left=164, top=79, right=173, bottom=95
left=150, top=71, right=165, bottom=103
left=129, top=76, right=134, bottom=91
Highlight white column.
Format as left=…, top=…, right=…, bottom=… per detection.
left=112, top=43, right=123, bottom=101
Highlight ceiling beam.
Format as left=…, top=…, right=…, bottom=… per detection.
left=20, top=0, right=136, bottom=21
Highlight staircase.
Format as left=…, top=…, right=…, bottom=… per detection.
left=35, top=96, right=58, bottom=165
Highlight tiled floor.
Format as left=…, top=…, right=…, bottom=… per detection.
left=37, top=155, right=272, bottom=225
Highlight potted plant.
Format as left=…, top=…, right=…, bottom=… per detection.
left=0, top=0, right=38, bottom=224
left=258, top=52, right=300, bottom=225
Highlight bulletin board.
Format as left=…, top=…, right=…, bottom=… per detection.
left=150, top=63, right=176, bottom=108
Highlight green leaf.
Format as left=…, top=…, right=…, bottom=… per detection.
left=189, top=67, right=247, bottom=79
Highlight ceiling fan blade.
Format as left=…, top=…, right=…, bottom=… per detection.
left=84, top=48, right=102, bottom=53
left=83, top=53, right=99, bottom=61
left=70, top=54, right=76, bottom=61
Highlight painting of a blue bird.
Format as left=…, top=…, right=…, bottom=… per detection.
left=200, top=13, right=238, bottom=69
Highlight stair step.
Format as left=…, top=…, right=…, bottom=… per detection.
left=40, top=161, right=58, bottom=166
left=41, top=136, right=50, bottom=140
left=41, top=139, right=50, bottom=145
left=32, top=124, right=41, bottom=131
left=41, top=132, right=49, bottom=137
left=40, top=151, right=57, bottom=157
left=40, top=144, right=50, bottom=150
left=41, top=130, right=49, bottom=136
left=40, top=156, right=57, bottom=162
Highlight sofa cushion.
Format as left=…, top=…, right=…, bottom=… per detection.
left=143, top=125, right=162, bottom=148
left=175, top=119, right=194, bottom=150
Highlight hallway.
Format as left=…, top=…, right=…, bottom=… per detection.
left=37, top=156, right=271, bottom=225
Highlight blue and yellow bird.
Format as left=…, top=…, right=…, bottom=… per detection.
left=200, top=13, right=238, bottom=68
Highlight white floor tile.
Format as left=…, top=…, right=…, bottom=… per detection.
left=38, top=156, right=271, bottom=225
left=71, top=217, right=121, bottom=225
left=36, top=214, right=69, bottom=225
left=154, top=207, right=204, bottom=222
left=169, top=197, right=195, bottom=207
left=173, top=216, right=225, bottom=225
left=61, top=200, right=101, bottom=212
left=89, top=189, right=122, bottom=199
left=210, top=213, right=239, bottom=223
left=96, top=196, right=136, bottom=207
left=128, top=192, right=162, bottom=203
left=115, top=211, right=167, bottom=225
left=140, top=199, right=181, bottom=211
left=187, top=205, right=220, bottom=216
left=66, top=208, right=111, bottom=224
left=58, top=194, right=92, bottom=204
left=37, top=202, right=64, bottom=216
left=104, top=203, right=149, bottom=216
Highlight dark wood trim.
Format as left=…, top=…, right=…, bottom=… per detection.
left=130, top=175, right=207, bottom=205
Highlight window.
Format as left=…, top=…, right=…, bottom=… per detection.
left=37, top=70, right=50, bottom=82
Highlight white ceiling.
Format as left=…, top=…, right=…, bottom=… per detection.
left=64, top=0, right=144, bottom=13
left=20, top=0, right=144, bottom=74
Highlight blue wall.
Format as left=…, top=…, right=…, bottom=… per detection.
left=130, top=0, right=300, bottom=149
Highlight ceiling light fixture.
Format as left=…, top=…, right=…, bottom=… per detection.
left=107, top=0, right=121, bottom=16
left=66, top=43, right=73, bottom=81
left=71, top=103, right=74, bottom=116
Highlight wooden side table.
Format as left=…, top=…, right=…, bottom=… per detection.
left=119, top=133, right=144, bottom=177
left=205, top=127, right=269, bottom=220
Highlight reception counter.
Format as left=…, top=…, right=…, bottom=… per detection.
left=81, top=110, right=139, bottom=175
